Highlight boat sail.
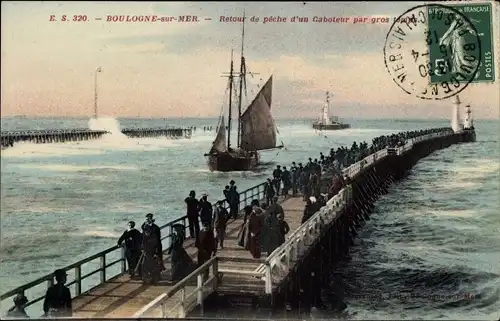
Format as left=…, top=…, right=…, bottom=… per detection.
left=204, top=12, right=282, bottom=172
left=209, top=116, right=227, bottom=154
left=240, top=76, right=279, bottom=151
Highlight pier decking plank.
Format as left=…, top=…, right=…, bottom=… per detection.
left=72, top=195, right=307, bottom=318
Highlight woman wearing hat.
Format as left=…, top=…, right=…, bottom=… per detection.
left=6, top=294, right=29, bottom=318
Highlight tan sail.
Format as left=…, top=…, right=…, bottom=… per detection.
left=209, top=116, right=227, bottom=153
left=239, top=76, right=276, bottom=151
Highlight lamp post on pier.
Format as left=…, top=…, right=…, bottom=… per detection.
left=94, top=67, right=102, bottom=119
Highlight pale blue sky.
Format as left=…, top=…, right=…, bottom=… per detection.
left=1, top=1, right=499, bottom=118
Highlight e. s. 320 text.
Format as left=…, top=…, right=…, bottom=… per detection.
left=49, top=15, right=88, bottom=22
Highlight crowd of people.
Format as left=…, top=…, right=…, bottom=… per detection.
left=5, top=127, right=452, bottom=318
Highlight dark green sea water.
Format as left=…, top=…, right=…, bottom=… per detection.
left=1, top=117, right=498, bottom=319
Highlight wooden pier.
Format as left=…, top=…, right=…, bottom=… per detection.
left=0, top=128, right=476, bottom=319
left=0, top=127, right=192, bottom=149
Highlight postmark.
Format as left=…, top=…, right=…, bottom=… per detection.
left=384, top=4, right=481, bottom=100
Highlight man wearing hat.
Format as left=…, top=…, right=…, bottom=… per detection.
left=184, top=190, right=200, bottom=240
left=142, top=213, right=161, bottom=253
left=196, top=221, right=216, bottom=280
left=6, top=294, right=29, bottom=318
left=117, top=221, right=143, bottom=277
left=213, top=200, right=229, bottom=249
left=43, top=269, right=72, bottom=317
left=264, top=178, right=275, bottom=205
left=198, top=193, right=213, bottom=227
left=228, top=180, right=240, bottom=219
left=141, top=213, right=165, bottom=274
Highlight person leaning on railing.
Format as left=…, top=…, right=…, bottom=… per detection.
left=5, top=294, right=29, bottom=319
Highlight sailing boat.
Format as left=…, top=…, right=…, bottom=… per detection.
left=204, top=14, right=283, bottom=172
left=312, top=91, right=350, bottom=130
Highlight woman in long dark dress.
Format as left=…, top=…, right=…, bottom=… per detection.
left=168, top=224, right=195, bottom=281
left=248, top=208, right=263, bottom=258
left=262, top=211, right=282, bottom=256
left=237, top=205, right=253, bottom=249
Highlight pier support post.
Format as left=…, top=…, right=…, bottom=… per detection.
left=75, top=266, right=82, bottom=295
left=100, top=256, right=106, bottom=283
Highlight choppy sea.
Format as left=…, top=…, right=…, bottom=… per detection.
left=1, top=117, right=499, bottom=320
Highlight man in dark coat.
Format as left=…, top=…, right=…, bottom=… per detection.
left=272, top=165, right=283, bottom=195
left=142, top=213, right=162, bottom=257
left=261, top=211, right=282, bottom=256
left=223, top=185, right=230, bottom=203
left=43, top=269, right=72, bottom=317
left=300, top=170, right=310, bottom=201
left=197, top=222, right=216, bottom=280
left=291, top=164, right=299, bottom=196
left=277, top=213, right=290, bottom=246
left=228, top=181, right=240, bottom=219
left=198, top=193, right=213, bottom=226
left=117, top=221, right=143, bottom=277
left=213, top=200, right=229, bottom=249
left=268, top=195, right=284, bottom=219
left=310, top=170, right=321, bottom=198
left=184, top=190, right=200, bottom=239
left=141, top=213, right=165, bottom=282
left=281, top=166, right=291, bottom=196
left=264, top=178, right=275, bottom=205
left=301, top=199, right=316, bottom=224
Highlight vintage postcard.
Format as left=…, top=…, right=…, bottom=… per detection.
left=1, top=1, right=499, bottom=320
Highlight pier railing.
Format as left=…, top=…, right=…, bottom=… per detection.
left=255, top=187, right=350, bottom=291
left=0, top=182, right=266, bottom=315
left=133, top=256, right=266, bottom=318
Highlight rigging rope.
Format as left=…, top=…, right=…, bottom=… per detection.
left=215, top=81, right=230, bottom=133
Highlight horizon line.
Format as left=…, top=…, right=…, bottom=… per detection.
left=1, top=116, right=499, bottom=121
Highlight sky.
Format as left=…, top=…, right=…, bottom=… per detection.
left=1, top=1, right=499, bottom=119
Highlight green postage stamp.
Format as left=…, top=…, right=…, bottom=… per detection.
left=427, top=2, right=495, bottom=84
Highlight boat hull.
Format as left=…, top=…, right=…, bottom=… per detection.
left=313, top=123, right=351, bottom=130
left=206, top=150, right=259, bottom=172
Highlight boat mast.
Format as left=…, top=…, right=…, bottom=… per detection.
left=227, top=50, right=235, bottom=149
left=236, top=11, right=246, bottom=148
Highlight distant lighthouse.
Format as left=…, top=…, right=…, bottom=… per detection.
left=451, top=95, right=462, bottom=133
left=463, top=104, right=473, bottom=129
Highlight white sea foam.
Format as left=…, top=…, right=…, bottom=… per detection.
left=88, top=116, right=127, bottom=138
left=0, top=117, right=185, bottom=158
left=429, top=209, right=476, bottom=218
left=105, top=202, right=155, bottom=213
left=81, top=230, right=120, bottom=238
left=435, top=181, right=479, bottom=190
